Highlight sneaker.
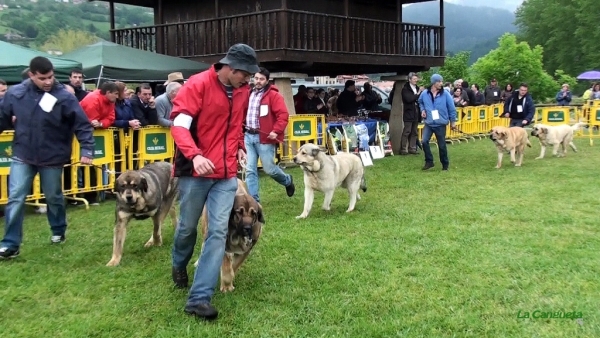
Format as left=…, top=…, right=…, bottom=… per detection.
left=172, top=267, right=189, bottom=288
left=50, top=235, right=66, bottom=244
left=35, top=206, right=47, bottom=214
left=184, top=302, right=219, bottom=321
left=285, top=175, right=295, bottom=197
left=442, top=167, right=449, bottom=171
left=422, top=162, right=434, bottom=170
left=0, top=247, right=19, bottom=259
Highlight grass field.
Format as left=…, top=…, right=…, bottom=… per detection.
left=1, top=138, right=599, bottom=337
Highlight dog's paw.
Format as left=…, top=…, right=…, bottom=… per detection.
left=495, top=165, right=501, bottom=169
left=515, top=164, right=521, bottom=167
left=106, top=259, right=120, bottom=267
left=296, top=214, right=308, bottom=219
left=144, top=238, right=162, bottom=248
left=322, top=206, right=330, bottom=211
left=220, top=284, right=235, bottom=293
left=535, top=156, right=543, bottom=160
left=345, top=208, right=355, bottom=213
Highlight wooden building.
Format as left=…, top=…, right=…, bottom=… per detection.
left=99, top=0, right=445, bottom=76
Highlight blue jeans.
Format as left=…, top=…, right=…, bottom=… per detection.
left=421, top=124, right=449, bottom=167
left=172, top=176, right=237, bottom=305
left=244, top=133, right=291, bottom=203
left=1, top=159, right=67, bottom=250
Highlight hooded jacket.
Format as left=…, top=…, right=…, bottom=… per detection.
left=170, top=65, right=248, bottom=179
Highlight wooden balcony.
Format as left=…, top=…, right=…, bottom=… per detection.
left=112, top=9, right=444, bottom=75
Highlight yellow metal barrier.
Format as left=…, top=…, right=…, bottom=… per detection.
left=128, top=126, right=175, bottom=170
left=587, top=106, right=600, bottom=145
left=537, top=107, right=571, bottom=125
left=279, top=114, right=326, bottom=166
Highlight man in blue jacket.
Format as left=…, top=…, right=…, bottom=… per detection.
left=418, top=74, right=457, bottom=171
left=0, top=56, right=95, bottom=259
left=503, top=83, right=535, bottom=127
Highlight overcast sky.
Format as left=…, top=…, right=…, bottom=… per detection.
left=445, top=0, right=523, bottom=11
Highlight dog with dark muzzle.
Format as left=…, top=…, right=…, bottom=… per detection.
left=106, top=161, right=179, bottom=267
left=194, top=178, right=264, bottom=292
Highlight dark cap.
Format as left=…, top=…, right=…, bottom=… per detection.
left=218, top=43, right=260, bottom=74
left=491, top=78, right=497, bottom=82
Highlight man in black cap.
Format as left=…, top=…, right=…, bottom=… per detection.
left=170, top=43, right=259, bottom=321
left=483, top=78, right=502, bottom=105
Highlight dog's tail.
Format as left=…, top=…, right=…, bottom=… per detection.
left=360, top=174, right=367, bottom=192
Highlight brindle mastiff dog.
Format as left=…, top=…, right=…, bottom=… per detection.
left=194, top=179, right=264, bottom=292
left=106, top=161, right=179, bottom=267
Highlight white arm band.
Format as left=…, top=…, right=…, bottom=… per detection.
left=173, top=114, right=193, bottom=129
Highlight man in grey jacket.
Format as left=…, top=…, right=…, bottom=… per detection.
left=155, top=81, right=182, bottom=127
left=483, top=78, right=503, bottom=105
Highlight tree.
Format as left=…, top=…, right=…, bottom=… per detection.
left=40, top=29, right=100, bottom=54
left=417, top=51, right=472, bottom=87
left=470, top=33, right=558, bottom=101
left=515, top=0, right=596, bottom=76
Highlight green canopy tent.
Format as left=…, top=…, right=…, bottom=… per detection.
left=61, top=41, right=211, bottom=84
left=0, top=41, right=82, bottom=84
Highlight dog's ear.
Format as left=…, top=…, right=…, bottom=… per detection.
left=311, top=148, right=321, bottom=157
left=257, top=204, right=265, bottom=224
left=139, top=177, right=148, bottom=192
left=541, top=127, right=548, bottom=134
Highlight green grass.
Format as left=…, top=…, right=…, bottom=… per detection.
left=1, top=138, right=599, bottom=337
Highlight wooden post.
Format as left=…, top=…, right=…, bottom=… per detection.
left=280, top=0, right=288, bottom=49
left=439, top=0, right=445, bottom=55
left=156, top=0, right=163, bottom=53
left=381, top=74, right=408, bottom=154
left=109, top=1, right=115, bottom=42
left=343, top=0, right=349, bottom=51
left=396, top=0, right=402, bottom=55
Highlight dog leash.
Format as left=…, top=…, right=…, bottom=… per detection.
left=9, top=157, right=122, bottom=175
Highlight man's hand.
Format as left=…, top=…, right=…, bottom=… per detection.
left=91, top=120, right=101, bottom=128
left=522, top=120, right=528, bottom=125
left=505, top=113, right=510, bottom=118
left=128, top=119, right=141, bottom=130
left=12, top=116, right=16, bottom=124
left=267, top=131, right=278, bottom=140
left=421, top=111, right=427, bottom=118
left=80, top=156, right=93, bottom=165
left=317, top=104, right=324, bottom=110
left=192, top=155, right=215, bottom=176
left=237, top=149, right=247, bottom=163
left=450, top=122, right=457, bottom=129
left=148, top=96, right=156, bottom=109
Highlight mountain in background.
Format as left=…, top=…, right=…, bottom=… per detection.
left=403, top=1, right=518, bottom=63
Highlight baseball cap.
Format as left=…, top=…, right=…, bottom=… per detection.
left=218, top=43, right=260, bottom=74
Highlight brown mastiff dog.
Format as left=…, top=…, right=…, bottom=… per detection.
left=107, top=161, right=179, bottom=266
left=489, top=126, right=532, bottom=168
left=194, top=178, right=264, bottom=292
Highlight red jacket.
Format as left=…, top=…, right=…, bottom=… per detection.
left=80, top=89, right=115, bottom=128
left=248, top=84, right=289, bottom=144
left=170, top=65, right=248, bottom=179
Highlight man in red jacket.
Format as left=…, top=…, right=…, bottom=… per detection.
left=244, top=67, right=294, bottom=203
left=80, top=81, right=118, bottom=129
left=169, top=43, right=258, bottom=321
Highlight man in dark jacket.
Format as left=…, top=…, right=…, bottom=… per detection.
left=483, top=78, right=502, bottom=105
left=336, top=80, right=364, bottom=117
left=461, top=80, right=475, bottom=106
left=0, top=56, right=94, bottom=259
left=503, top=83, right=535, bottom=127
left=130, top=83, right=158, bottom=126
left=67, top=68, right=89, bottom=102
left=400, top=73, right=423, bottom=154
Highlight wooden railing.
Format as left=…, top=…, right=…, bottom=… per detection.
left=112, top=10, right=443, bottom=58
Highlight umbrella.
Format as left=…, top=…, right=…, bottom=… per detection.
left=576, top=70, right=600, bottom=80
